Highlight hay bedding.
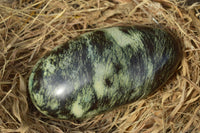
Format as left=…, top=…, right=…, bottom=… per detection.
left=0, top=0, right=199, bottom=132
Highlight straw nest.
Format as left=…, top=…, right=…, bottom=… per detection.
left=0, top=0, right=200, bottom=132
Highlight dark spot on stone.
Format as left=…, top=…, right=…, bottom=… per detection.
left=100, top=95, right=110, bottom=105
left=141, top=31, right=155, bottom=57
left=119, top=27, right=131, bottom=36
left=89, top=31, right=110, bottom=55
left=33, top=68, right=44, bottom=92
left=105, top=77, right=113, bottom=87
left=114, top=63, right=122, bottom=74
left=86, top=92, right=98, bottom=112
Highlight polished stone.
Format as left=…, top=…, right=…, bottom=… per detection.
left=28, top=26, right=182, bottom=121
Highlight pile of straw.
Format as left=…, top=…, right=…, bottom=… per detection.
left=0, top=0, right=200, bottom=132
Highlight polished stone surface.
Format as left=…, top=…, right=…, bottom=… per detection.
left=28, top=26, right=182, bottom=121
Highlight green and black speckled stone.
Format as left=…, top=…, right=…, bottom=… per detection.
left=28, top=26, right=182, bottom=121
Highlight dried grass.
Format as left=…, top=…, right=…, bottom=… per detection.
left=0, top=0, right=200, bottom=132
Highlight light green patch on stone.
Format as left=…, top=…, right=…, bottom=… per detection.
left=71, top=95, right=84, bottom=118
left=87, top=44, right=95, bottom=60
left=93, top=62, right=114, bottom=99
left=103, top=27, right=135, bottom=47
left=103, top=27, right=144, bottom=52
left=46, top=97, right=59, bottom=110
left=33, top=93, right=45, bottom=107
left=39, top=110, right=49, bottom=115
left=57, top=114, right=67, bottom=119
left=127, top=28, right=147, bottom=51
left=28, top=72, right=34, bottom=91
left=146, top=59, right=154, bottom=78
left=42, top=56, right=56, bottom=77
left=33, top=81, right=38, bottom=89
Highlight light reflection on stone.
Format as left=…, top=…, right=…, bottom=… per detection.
left=53, top=82, right=73, bottom=98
